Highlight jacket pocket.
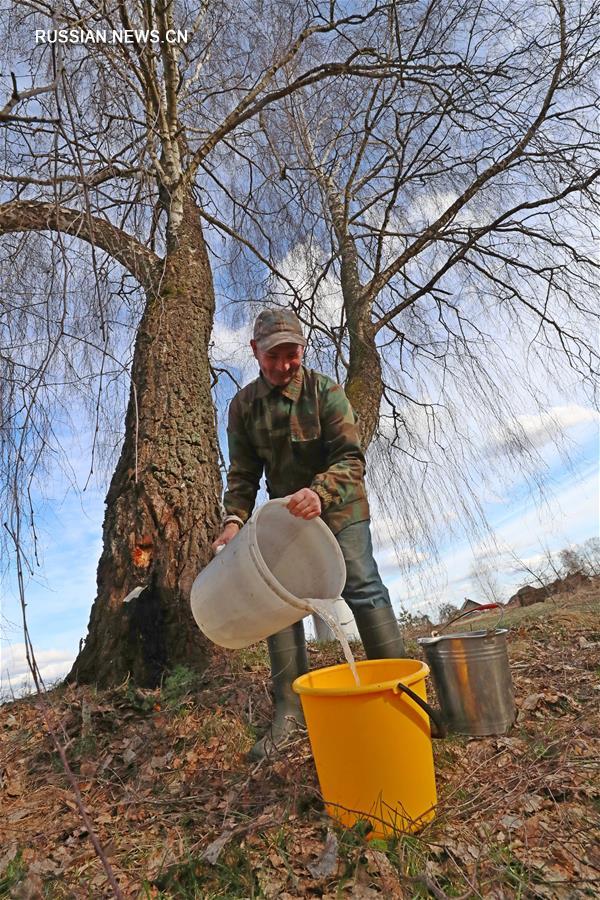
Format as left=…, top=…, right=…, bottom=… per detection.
left=290, top=416, right=321, bottom=444
left=291, top=433, right=324, bottom=471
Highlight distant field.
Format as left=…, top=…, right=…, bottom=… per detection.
left=442, top=585, right=599, bottom=634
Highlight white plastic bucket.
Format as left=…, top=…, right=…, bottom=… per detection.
left=191, top=498, right=347, bottom=649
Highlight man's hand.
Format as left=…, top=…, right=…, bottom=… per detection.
left=286, top=488, right=322, bottom=520
left=211, top=522, right=240, bottom=555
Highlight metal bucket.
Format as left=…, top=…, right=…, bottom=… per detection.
left=418, top=629, right=516, bottom=736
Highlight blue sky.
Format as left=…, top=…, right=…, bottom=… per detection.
left=388, top=435, right=598, bottom=620
left=1, top=353, right=597, bottom=698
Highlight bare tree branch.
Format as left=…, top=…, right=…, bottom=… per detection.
left=366, top=0, right=569, bottom=302
left=0, top=201, right=161, bottom=291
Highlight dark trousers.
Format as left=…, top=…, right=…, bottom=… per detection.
left=334, top=519, right=392, bottom=612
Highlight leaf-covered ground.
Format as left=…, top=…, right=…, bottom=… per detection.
left=1, top=590, right=599, bottom=899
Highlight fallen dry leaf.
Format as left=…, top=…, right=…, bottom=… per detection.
left=308, top=828, right=338, bottom=878
left=365, top=848, right=404, bottom=898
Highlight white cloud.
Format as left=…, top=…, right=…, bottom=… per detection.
left=314, top=276, right=344, bottom=328
left=272, top=242, right=344, bottom=329
left=378, top=546, right=427, bottom=569
left=273, top=242, right=316, bottom=296
left=368, top=511, right=406, bottom=549
left=417, top=190, right=460, bottom=225
left=210, top=319, right=254, bottom=376
left=0, top=642, right=74, bottom=700
left=491, top=404, right=599, bottom=454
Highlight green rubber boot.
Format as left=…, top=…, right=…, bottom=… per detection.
left=354, top=605, right=406, bottom=659
left=248, top=621, right=308, bottom=760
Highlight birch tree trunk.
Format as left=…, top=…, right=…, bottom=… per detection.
left=70, top=198, right=222, bottom=687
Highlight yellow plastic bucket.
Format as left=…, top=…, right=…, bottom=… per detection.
left=293, top=659, right=437, bottom=838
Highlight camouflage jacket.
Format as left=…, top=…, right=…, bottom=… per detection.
left=223, top=366, right=370, bottom=534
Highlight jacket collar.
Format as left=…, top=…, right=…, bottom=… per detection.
left=281, top=367, right=303, bottom=401
left=254, top=367, right=304, bottom=401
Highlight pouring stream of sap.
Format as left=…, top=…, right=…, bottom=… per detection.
left=307, top=599, right=361, bottom=686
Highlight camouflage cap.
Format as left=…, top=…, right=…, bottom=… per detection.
left=253, top=308, right=307, bottom=352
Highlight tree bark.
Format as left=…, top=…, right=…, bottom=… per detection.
left=345, top=316, right=382, bottom=451
left=69, top=197, right=222, bottom=687
left=337, top=226, right=383, bottom=451
left=317, top=175, right=383, bottom=450
left=0, top=200, right=160, bottom=292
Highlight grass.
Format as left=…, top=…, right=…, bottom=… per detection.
left=161, top=665, right=201, bottom=709
left=490, top=844, right=534, bottom=897
left=0, top=850, right=27, bottom=898
left=152, top=844, right=259, bottom=898
left=227, top=645, right=270, bottom=674
left=196, top=709, right=255, bottom=753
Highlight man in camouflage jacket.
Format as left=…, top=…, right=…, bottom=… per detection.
left=212, top=309, right=405, bottom=758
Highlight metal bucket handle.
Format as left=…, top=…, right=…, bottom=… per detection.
left=394, top=681, right=447, bottom=739
left=430, top=602, right=504, bottom=638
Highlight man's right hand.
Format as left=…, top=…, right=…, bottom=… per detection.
left=211, top=522, right=241, bottom=555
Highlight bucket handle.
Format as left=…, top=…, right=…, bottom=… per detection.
left=431, top=602, right=504, bottom=637
left=394, top=682, right=447, bottom=739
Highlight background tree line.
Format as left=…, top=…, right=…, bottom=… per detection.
left=437, top=536, right=600, bottom=622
